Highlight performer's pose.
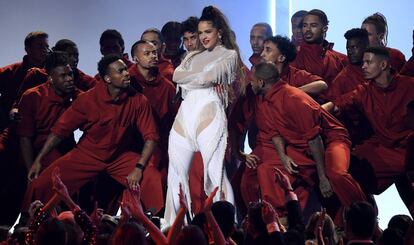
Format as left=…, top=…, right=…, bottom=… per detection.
left=164, top=5, right=243, bottom=223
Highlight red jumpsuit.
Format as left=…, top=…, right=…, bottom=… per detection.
left=334, top=73, right=414, bottom=193
left=22, top=82, right=159, bottom=211
left=16, top=82, right=80, bottom=168
left=229, top=85, right=313, bottom=215
left=328, top=64, right=373, bottom=144
left=265, top=81, right=366, bottom=208
left=129, top=65, right=176, bottom=213
left=291, top=41, right=346, bottom=100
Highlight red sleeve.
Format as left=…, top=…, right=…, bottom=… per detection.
left=333, top=84, right=365, bottom=112
left=328, top=73, right=346, bottom=100
left=16, top=69, right=47, bottom=102
left=78, top=70, right=97, bottom=90
left=16, top=91, right=37, bottom=137
left=290, top=68, right=322, bottom=87
left=136, top=96, right=159, bottom=142
left=51, top=97, right=88, bottom=138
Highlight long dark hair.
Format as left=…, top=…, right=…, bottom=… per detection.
left=199, top=5, right=246, bottom=95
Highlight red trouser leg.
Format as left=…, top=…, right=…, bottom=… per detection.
left=188, top=152, right=207, bottom=214
left=354, top=139, right=406, bottom=193
left=140, top=148, right=165, bottom=214
left=231, top=163, right=247, bottom=218
left=22, top=149, right=105, bottom=212
left=240, top=164, right=260, bottom=206
left=325, top=141, right=366, bottom=206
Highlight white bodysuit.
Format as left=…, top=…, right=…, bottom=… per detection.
left=164, top=45, right=236, bottom=224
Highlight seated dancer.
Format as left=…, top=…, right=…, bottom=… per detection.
left=250, top=62, right=366, bottom=224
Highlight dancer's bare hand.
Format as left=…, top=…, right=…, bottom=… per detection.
left=127, top=168, right=142, bottom=191
left=280, top=154, right=299, bottom=174
left=28, top=159, right=42, bottom=181
left=244, top=153, right=260, bottom=169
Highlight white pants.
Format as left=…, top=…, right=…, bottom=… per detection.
left=164, top=89, right=234, bottom=225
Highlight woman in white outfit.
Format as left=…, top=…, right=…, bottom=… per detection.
left=164, top=5, right=244, bottom=224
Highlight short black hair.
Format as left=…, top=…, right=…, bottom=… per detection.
left=365, top=45, right=390, bottom=60
left=379, top=228, right=404, bottom=245
left=344, top=28, right=369, bottom=44
left=253, top=62, right=280, bottom=84
left=52, top=39, right=77, bottom=52
left=388, top=214, right=412, bottom=234
left=306, top=9, right=329, bottom=26
left=45, top=51, right=69, bottom=74
left=252, top=23, right=273, bottom=38
left=130, top=40, right=151, bottom=58
left=141, top=28, right=164, bottom=43
left=98, top=54, right=121, bottom=78
left=291, top=10, right=308, bottom=20
left=211, top=201, right=235, bottom=238
left=161, top=21, right=182, bottom=39
left=181, top=16, right=199, bottom=35
left=99, top=29, right=125, bottom=49
left=345, top=201, right=376, bottom=238
left=24, top=31, right=48, bottom=47
left=264, top=35, right=297, bottom=63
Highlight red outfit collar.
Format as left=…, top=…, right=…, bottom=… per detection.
left=129, top=65, right=162, bottom=87
left=45, top=81, right=79, bottom=103
left=249, top=53, right=262, bottom=67
left=298, top=40, right=334, bottom=57
left=96, top=80, right=135, bottom=103
left=264, top=80, right=287, bottom=102
left=370, top=70, right=399, bottom=92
